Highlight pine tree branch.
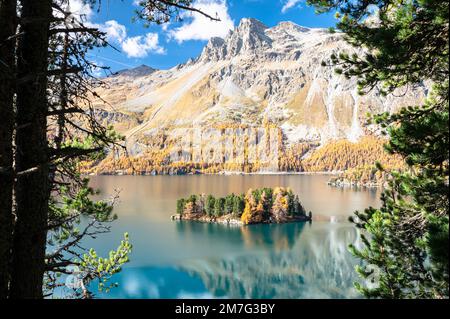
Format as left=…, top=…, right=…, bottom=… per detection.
left=49, top=146, right=103, bottom=160
left=47, top=107, right=85, bottom=116
left=49, top=28, right=101, bottom=35
left=147, top=0, right=220, bottom=21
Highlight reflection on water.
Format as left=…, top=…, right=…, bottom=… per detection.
left=179, top=223, right=363, bottom=299
left=86, top=175, right=379, bottom=299
left=174, top=220, right=305, bottom=252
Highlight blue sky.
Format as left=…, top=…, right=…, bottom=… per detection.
left=72, top=0, right=337, bottom=72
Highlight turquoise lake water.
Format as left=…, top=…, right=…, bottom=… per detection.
left=80, top=174, right=380, bottom=299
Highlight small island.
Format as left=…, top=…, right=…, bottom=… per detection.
left=171, top=187, right=312, bottom=225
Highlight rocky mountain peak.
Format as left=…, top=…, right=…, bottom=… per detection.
left=114, top=64, right=156, bottom=78
left=273, top=21, right=310, bottom=33
left=200, top=17, right=273, bottom=62
left=236, top=18, right=268, bottom=34
left=95, top=17, right=425, bottom=151
left=198, top=18, right=330, bottom=63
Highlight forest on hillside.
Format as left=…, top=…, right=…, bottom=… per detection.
left=0, top=0, right=447, bottom=301
left=80, top=134, right=404, bottom=177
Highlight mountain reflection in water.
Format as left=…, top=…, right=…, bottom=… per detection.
left=85, top=175, right=376, bottom=299
left=96, top=222, right=362, bottom=299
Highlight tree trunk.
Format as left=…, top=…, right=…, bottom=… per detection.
left=9, top=0, right=52, bottom=299
left=0, top=0, right=17, bottom=299
left=54, top=33, right=69, bottom=149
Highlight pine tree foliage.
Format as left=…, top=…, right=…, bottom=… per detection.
left=177, top=187, right=306, bottom=224
left=0, top=0, right=218, bottom=299
left=309, top=0, right=449, bottom=298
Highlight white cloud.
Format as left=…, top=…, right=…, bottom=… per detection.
left=53, top=0, right=93, bottom=22
left=98, top=22, right=166, bottom=58
left=161, top=22, right=171, bottom=32
left=364, top=5, right=381, bottom=27
left=169, top=0, right=234, bottom=42
left=121, top=33, right=166, bottom=58
left=100, top=20, right=127, bottom=42
left=66, top=0, right=94, bottom=20
left=86, top=20, right=129, bottom=47
left=91, top=60, right=105, bottom=77
left=281, top=0, right=302, bottom=13
left=63, top=1, right=166, bottom=59
left=64, top=1, right=124, bottom=43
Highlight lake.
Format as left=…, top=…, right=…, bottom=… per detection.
left=83, top=174, right=380, bottom=299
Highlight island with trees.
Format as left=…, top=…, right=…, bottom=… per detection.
left=172, top=187, right=312, bottom=225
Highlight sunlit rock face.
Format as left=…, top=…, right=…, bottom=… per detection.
left=92, top=18, right=425, bottom=154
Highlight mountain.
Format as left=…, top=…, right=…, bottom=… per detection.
left=89, top=18, right=425, bottom=174
left=113, top=64, right=157, bottom=78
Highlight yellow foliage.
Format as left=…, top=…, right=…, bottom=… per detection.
left=280, top=196, right=288, bottom=209
left=278, top=136, right=404, bottom=172
left=241, top=202, right=253, bottom=225
left=78, top=123, right=404, bottom=176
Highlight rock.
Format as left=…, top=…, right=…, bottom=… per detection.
left=92, top=18, right=426, bottom=158
left=113, top=64, right=157, bottom=78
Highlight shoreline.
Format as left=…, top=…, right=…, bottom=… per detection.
left=215, top=171, right=340, bottom=176
left=87, top=170, right=341, bottom=177
left=171, top=212, right=312, bottom=226
left=86, top=171, right=384, bottom=188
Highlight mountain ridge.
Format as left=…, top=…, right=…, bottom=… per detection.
left=88, top=17, right=424, bottom=174
left=113, top=64, right=157, bottom=77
